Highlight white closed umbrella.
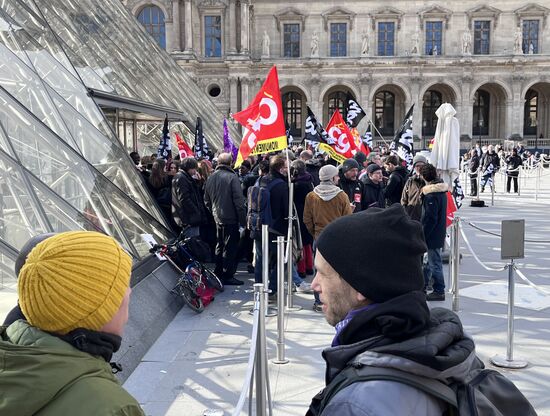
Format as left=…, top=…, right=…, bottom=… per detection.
left=431, top=103, right=460, bottom=188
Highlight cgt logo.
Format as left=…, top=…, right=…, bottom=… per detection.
left=327, top=124, right=350, bottom=154
left=245, top=96, right=279, bottom=148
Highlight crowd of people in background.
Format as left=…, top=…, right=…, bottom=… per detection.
left=129, top=141, right=456, bottom=308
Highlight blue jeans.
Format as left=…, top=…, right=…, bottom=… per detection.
left=424, top=248, right=445, bottom=294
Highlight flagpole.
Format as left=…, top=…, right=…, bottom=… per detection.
left=366, top=119, right=392, bottom=148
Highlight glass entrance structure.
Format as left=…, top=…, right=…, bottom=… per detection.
left=0, top=0, right=239, bottom=274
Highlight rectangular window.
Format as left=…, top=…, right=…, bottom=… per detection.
left=425, top=21, right=443, bottom=55
left=330, top=23, right=347, bottom=57
left=378, top=22, right=395, bottom=56
left=522, top=20, right=539, bottom=54
left=204, top=16, right=222, bottom=57
left=283, top=24, right=300, bottom=58
left=474, top=20, right=490, bottom=55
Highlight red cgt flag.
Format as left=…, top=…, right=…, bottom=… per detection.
left=232, top=66, right=286, bottom=167
left=175, top=133, right=194, bottom=159
left=319, top=109, right=357, bottom=163
left=446, top=191, right=457, bottom=228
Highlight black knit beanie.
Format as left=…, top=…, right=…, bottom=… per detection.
left=316, top=204, right=426, bottom=303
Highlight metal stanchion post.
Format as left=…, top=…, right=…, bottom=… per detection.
left=491, top=172, right=495, bottom=206
left=536, top=165, right=541, bottom=201
left=286, top=261, right=302, bottom=312
left=262, top=224, right=277, bottom=317
left=450, top=218, right=460, bottom=312
left=476, top=168, right=481, bottom=200
left=273, top=237, right=289, bottom=364
left=491, top=259, right=528, bottom=369
left=254, top=283, right=268, bottom=416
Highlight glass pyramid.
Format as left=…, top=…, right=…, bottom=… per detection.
left=0, top=0, right=235, bottom=264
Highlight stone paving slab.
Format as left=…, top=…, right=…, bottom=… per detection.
left=123, top=180, right=550, bottom=416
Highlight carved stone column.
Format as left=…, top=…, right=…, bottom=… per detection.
left=184, top=0, right=193, bottom=52
left=228, top=0, right=237, bottom=53
left=241, top=78, right=249, bottom=110
left=172, top=0, right=182, bottom=51
left=240, top=0, right=249, bottom=53
left=229, top=76, right=238, bottom=115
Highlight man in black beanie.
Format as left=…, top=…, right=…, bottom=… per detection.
left=306, top=204, right=480, bottom=416
left=338, top=158, right=364, bottom=213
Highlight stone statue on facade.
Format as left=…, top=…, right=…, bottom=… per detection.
left=361, top=29, right=369, bottom=56
left=513, top=26, right=523, bottom=54
left=432, top=44, right=438, bottom=56
left=311, top=31, right=319, bottom=57
left=529, top=42, right=535, bottom=54
left=411, top=30, right=419, bottom=55
left=262, top=30, right=270, bottom=57
left=462, top=29, right=472, bottom=55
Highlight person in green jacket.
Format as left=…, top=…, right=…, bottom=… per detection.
left=0, top=231, right=144, bottom=416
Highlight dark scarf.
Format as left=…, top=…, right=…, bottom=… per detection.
left=56, top=328, right=123, bottom=372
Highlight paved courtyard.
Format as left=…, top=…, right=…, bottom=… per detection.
left=123, top=169, right=550, bottom=416
left=2, top=167, right=550, bottom=415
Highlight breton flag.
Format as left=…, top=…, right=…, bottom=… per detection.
left=390, top=104, right=415, bottom=171
left=321, top=109, right=357, bottom=163
left=175, top=133, right=194, bottom=159
left=452, top=176, right=465, bottom=209
left=232, top=66, right=287, bottom=167
left=156, top=115, right=172, bottom=161
left=362, top=123, right=373, bottom=155
left=194, top=116, right=210, bottom=159
left=304, top=106, right=328, bottom=154
left=345, top=92, right=367, bottom=128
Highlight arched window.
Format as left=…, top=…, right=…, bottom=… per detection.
left=138, top=6, right=166, bottom=49
left=422, top=90, right=442, bottom=137
left=524, top=89, right=538, bottom=136
left=375, top=91, right=395, bottom=136
left=327, top=91, right=348, bottom=120
left=282, top=91, right=303, bottom=138
left=473, top=90, right=490, bottom=136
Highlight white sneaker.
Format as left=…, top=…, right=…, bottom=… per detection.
left=297, top=282, right=313, bottom=294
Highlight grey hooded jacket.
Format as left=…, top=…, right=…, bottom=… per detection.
left=309, top=292, right=480, bottom=416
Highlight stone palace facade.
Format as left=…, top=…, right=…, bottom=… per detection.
left=124, top=0, right=550, bottom=148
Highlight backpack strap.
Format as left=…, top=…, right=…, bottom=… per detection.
left=319, top=364, right=458, bottom=414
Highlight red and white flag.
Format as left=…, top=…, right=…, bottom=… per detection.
left=232, top=66, right=287, bottom=167
left=175, top=133, right=194, bottom=159
left=319, top=109, right=357, bottom=163
left=445, top=191, right=457, bottom=228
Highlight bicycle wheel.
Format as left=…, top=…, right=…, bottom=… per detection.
left=175, top=275, right=204, bottom=313
left=203, top=267, right=224, bottom=292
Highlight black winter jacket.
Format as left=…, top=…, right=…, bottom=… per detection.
left=172, top=170, right=208, bottom=228
left=293, top=172, right=315, bottom=245
left=361, top=177, right=385, bottom=210
left=481, top=151, right=500, bottom=172
left=421, top=180, right=448, bottom=249
left=505, top=155, right=523, bottom=176
left=267, top=172, right=289, bottom=235
left=469, top=154, right=480, bottom=176
left=384, top=166, right=408, bottom=206
left=204, top=165, right=246, bottom=226
left=339, top=172, right=364, bottom=213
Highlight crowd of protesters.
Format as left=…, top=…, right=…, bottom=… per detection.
left=128, top=143, right=451, bottom=306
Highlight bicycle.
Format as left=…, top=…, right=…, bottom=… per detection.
left=149, top=233, right=224, bottom=313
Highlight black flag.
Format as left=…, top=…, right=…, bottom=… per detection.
left=362, top=123, right=373, bottom=151
left=194, top=116, right=210, bottom=159
left=390, top=105, right=414, bottom=171
left=156, top=114, right=172, bottom=161
left=345, top=92, right=366, bottom=128
left=304, top=106, right=330, bottom=144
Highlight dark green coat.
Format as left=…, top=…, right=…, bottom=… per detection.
left=0, top=321, right=144, bottom=416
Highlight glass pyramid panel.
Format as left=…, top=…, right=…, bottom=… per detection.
left=0, top=86, right=172, bottom=257
left=0, top=251, right=16, bottom=289
left=37, top=0, right=240, bottom=148
left=0, top=13, right=168, bottom=226
left=0, top=150, right=49, bottom=250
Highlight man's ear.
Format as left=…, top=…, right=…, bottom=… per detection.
left=356, top=291, right=367, bottom=302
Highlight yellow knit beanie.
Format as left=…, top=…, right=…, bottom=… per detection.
left=18, top=231, right=132, bottom=335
